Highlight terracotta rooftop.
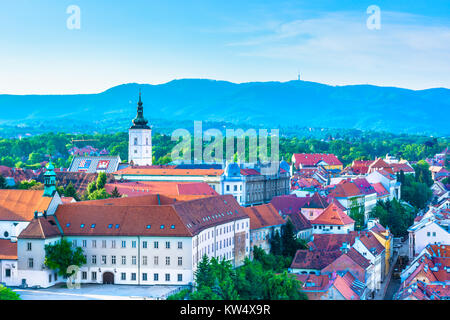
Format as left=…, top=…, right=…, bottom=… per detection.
left=243, top=203, right=285, bottom=230
left=37, top=194, right=248, bottom=238
left=290, top=249, right=343, bottom=270
left=114, top=167, right=224, bottom=177
left=293, top=153, right=342, bottom=169
left=288, top=211, right=313, bottom=232
left=270, top=195, right=309, bottom=216
left=0, top=239, right=17, bottom=260
left=19, top=215, right=61, bottom=239
left=0, top=190, right=53, bottom=221
left=105, top=181, right=218, bottom=198
left=308, top=233, right=358, bottom=252
left=328, top=181, right=363, bottom=198
left=312, top=203, right=355, bottom=226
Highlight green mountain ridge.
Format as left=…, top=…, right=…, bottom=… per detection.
left=0, top=79, right=448, bottom=136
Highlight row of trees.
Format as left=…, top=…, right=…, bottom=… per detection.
left=1, top=131, right=448, bottom=170
left=169, top=248, right=307, bottom=301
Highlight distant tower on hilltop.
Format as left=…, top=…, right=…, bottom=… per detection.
left=128, top=91, right=152, bottom=166
left=297, top=70, right=301, bottom=81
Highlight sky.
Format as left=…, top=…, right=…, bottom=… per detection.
left=0, top=0, right=449, bottom=94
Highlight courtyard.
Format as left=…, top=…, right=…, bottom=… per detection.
left=13, top=283, right=187, bottom=300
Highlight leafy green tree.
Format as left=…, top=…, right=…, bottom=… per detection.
left=87, top=188, right=110, bottom=200
left=280, top=219, right=306, bottom=258
left=44, top=238, right=86, bottom=277
left=0, top=285, right=21, bottom=300
left=96, top=172, right=107, bottom=190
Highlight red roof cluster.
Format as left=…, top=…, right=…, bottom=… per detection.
left=292, top=153, right=342, bottom=169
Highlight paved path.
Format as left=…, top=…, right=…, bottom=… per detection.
left=13, top=284, right=186, bottom=300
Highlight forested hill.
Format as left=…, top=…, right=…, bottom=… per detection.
left=0, top=79, right=449, bottom=136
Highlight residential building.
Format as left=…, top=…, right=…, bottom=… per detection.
left=243, top=203, right=285, bottom=257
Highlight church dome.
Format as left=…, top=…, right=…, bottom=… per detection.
left=225, top=162, right=241, bottom=177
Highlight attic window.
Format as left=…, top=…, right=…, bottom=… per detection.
left=49, top=221, right=56, bottom=226
left=160, top=225, right=165, bottom=229
left=115, top=224, right=119, bottom=229
left=108, top=224, right=113, bottom=229
left=66, top=223, right=71, bottom=227
left=80, top=224, right=85, bottom=228
left=91, top=224, right=96, bottom=228
left=146, top=225, right=151, bottom=229
left=171, top=225, right=175, bottom=229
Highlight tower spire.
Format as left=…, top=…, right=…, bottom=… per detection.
left=130, top=90, right=150, bottom=129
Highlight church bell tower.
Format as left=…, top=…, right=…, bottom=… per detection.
left=128, top=91, right=152, bottom=166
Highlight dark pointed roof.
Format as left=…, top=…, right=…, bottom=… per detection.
left=130, top=91, right=150, bottom=130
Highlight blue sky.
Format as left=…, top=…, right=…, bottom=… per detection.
left=0, top=0, right=449, bottom=94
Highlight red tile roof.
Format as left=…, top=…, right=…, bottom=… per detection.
left=290, top=249, right=343, bottom=270
left=105, top=181, right=218, bottom=198
left=293, top=153, right=342, bottom=169
left=288, top=211, right=313, bottom=232
left=333, top=274, right=361, bottom=300
left=243, top=204, right=285, bottom=230
left=0, top=190, right=53, bottom=221
left=328, top=181, right=363, bottom=198
left=391, top=163, right=415, bottom=173
left=114, top=167, right=224, bottom=177
left=372, top=182, right=389, bottom=197
left=312, top=203, right=354, bottom=226
left=19, top=215, right=61, bottom=239
left=358, top=232, right=385, bottom=256
left=0, top=239, right=17, bottom=260
left=47, top=194, right=247, bottom=238
left=270, top=195, right=309, bottom=216
left=308, top=233, right=358, bottom=251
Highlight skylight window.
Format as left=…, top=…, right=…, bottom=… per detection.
left=91, top=224, right=96, bottom=228
left=171, top=225, right=175, bottom=229
left=66, top=223, right=70, bottom=227
left=146, top=225, right=151, bottom=229
left=115, top=224, right=119, bottom=229
left=80, top=224, right=85, bottom=228
left=160, top=225, right=165, bottom=229
left=108, top=224, right=113, bottom=228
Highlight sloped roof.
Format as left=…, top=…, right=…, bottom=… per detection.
left=104, top=181, right=218, bottom=198
left=328, top=181, right=363, bottom=198
left=19, top=215, right=61, bottom=239
left=0, top=190, right=53, bottom=221
left=288, top=211, right=313, bottom=232
left=293, top=153, right=342, bottom=168
left=270, top=195, right=309, bottom=216
left=308, top=233, right=358, bottom=251
left=346, top=247, right=371, bottom=269
left=358, top=232, right=385, bottom=256
left=243, top=203, right=285, bottom=230
left=290, top=249, right=342, bottom=270
left=333, top=273, right=361, bottom=300
left=391, top=162, right=415, bottom=173
left=114, top=166, right=224, bottom=177
left=303, top=192, right=329, bottom=209
left=372, top=183, right=390, bottom=197
left=312, top=203, right=355, bottom=226
left=353, top=178, right=377, bottom=195
left=52, top=194, right=247, bottom=238
left=0, top=239, right=17, bottom=260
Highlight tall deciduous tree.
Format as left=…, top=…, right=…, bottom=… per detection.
left=44, top=238, right=86, bottom=277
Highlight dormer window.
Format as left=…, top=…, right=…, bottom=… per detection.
left=80, top=224, right=85, bottom=228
